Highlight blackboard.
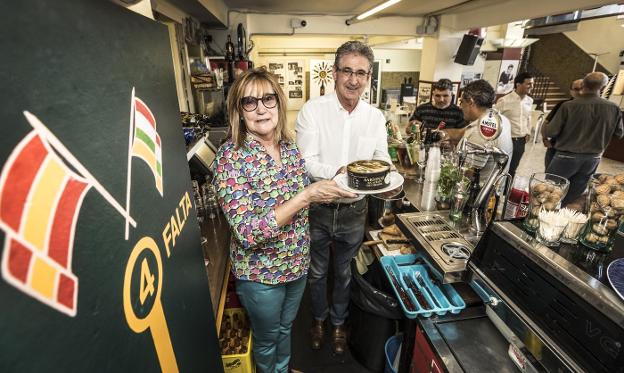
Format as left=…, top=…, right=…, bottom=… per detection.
left=0, top=1, right=222, bottom=372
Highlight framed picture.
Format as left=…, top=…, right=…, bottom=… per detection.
left=416, top=81, right=433, bottom=107
left=309, top=60, right=334, bottom=99
left=496, top=60, right=519, bottom=95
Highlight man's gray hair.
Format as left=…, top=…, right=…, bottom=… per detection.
left=461, top=79, right=496, bottom=108
left=583, top=72, right=608, bottom=92
left=334, top=41, right=374, bottom=70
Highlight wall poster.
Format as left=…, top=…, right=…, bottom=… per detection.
left=360, top=60, right=382, bottom=106
left=0, top=1, right=222, bottom=372
left=496, top=60, right=519, bottom=95
left=309, top=60, right=335, bottom=99
left=416, top=81, right=433, bottom=107
left=268, top=59, right=304, bottom=110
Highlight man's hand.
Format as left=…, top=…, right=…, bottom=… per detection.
left=525, top=134, right=530, bottom=143
left=542, top=138, right=553, bottom=148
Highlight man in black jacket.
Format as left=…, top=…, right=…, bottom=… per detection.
left=545, top=72, right=624, bottom=205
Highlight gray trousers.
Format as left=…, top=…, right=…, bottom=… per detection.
left=546, top=151, right=601, bottom=205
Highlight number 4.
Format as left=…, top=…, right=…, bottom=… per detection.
left=140, top=257, right=155, bottom=304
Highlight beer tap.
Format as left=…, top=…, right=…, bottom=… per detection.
left=455, top=139, right=511, bottom=237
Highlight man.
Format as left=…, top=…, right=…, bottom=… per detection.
left=409, top=78, right=466, bottom=144
left=541, top=79, right=583, bottom=169
left=495, top=72, right=534, bottom=178
left=545, top=72, right=623, bottom=205
left=296, top=41, right=391, bottom=355
left=459, top=79, right=513, bottom=179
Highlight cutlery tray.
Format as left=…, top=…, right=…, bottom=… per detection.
left=380, top=254, right=466, bottom=318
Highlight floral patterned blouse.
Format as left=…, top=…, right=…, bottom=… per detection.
left=212, top=135, right=310, bottom=285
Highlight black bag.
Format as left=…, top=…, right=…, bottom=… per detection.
left=349, top=260, right=402, bottom=373
left=350, top=260, right=402, bottom=319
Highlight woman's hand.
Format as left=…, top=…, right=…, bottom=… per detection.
left=303, top=180, right=357, bottom=204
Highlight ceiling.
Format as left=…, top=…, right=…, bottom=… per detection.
left=220, top=0, right=508, bottom=17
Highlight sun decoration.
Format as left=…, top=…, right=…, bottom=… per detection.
left=312, top=61, right=333, bottom=96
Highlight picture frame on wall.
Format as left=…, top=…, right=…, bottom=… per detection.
left=309, top=59, right=334, bottom=99
left=416, top=81, right=433, bottom=107
left=496, top=60, right=519, bottom=95
left=360, top=60, right=381, bottom=105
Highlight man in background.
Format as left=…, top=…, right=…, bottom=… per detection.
left=495, top=72, right=534, bottom=178
left=296, top=41, right=391, bottom=355
left=408, top=78, right=465, bottom=144
left=540, top=79, right=583, bottom=169
left=545, top=72, right=623, bottom=205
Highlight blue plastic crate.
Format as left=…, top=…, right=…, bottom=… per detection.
left=380, top=254, right=466, bottom=318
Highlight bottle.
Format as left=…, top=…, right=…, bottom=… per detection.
left=192, top=180, right=205, bottom=223
left=225, top=35, right=234, bottom=61
left=463, top=169, right=481, bottom=220
left=504, top=176, right=530, bottom=219
left=225, top=35, right=235, bottom=83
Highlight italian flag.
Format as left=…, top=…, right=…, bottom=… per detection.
left=131, top=97, right=163, bottom=196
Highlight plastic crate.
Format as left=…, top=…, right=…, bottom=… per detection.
left=380, top=254, right=466, bottom=318
left=220, top=308, right=255, bottom=373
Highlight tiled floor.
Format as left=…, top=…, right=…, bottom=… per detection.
left=515, top=140, right=623, bottom=178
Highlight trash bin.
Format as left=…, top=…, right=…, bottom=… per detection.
left=384, top=334, right=402, bottom=373
left=349, top=259, right=403, bottom=372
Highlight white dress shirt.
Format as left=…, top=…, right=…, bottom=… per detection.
left=296, top=92, right=391, bottom=181
left=495, top=91, right=533, bottom=138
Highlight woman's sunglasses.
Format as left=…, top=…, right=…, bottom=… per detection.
left=241, top=93, right=278, bottom=112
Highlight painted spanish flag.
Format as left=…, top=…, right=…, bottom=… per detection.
left=131, top=97, right=163, bottom=196
left=0, top=131, right=91, bottom=317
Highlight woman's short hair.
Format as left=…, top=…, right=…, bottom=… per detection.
left=334, top=41, right=374, bottom=71
left=461, top=79, right=496, bottom=108
left=226, top=67, right=292, bottom=149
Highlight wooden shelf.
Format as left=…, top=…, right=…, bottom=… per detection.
left=200, top=212, right=231, bottom=327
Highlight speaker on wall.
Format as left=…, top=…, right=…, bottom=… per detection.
left=454, top=34, right=484, bottom=65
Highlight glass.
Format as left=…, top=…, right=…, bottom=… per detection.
left=536, top=215, right=567, bottom=247
left=415, top=142, right=427, bottom=184
left=241, top=93, right=278, bottom=112
left=579, top=177, right=624, bottom=252
left=336, top=67, right=370, bottom=80
left=396, top=142, right=414, bottom=171
left=449, top=179, right=470, bottom=224
left=522, top=173, right=569, bottom=233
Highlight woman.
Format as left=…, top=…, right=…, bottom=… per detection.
left=212, top=68, right=355, bottom=373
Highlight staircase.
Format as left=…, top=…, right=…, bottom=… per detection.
left=527, top=73, right=569, bottom=112
left=539, top=77, right=568, bottom=111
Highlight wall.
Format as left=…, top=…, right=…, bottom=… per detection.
left=251, top=35, right=422, bottom=130
left=528, top=33, right=610, bottom=94
left=563, top=15, right=624, bottom=74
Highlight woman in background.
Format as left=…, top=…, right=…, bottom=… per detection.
left=213, top=68, right=355, bottom=373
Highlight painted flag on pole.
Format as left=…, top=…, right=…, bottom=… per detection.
left=0, top=131, right=90, bottom=317
left=131, top=97, right=163, bottom=196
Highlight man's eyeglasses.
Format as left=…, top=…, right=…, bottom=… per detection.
left=571, top=87, right=582, bottom=91
left=241, top=93, right=278, bottom=112
left=336, top=67, right=370, bottom=80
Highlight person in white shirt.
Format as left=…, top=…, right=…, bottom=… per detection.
left=494, top=72, right=534, bottom=178
left=296, top=41, right=391, bottom=355
left=459, top=79, right=513, bottom=179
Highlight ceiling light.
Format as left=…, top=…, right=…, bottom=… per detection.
left=346, top=0, right=402, bottom=25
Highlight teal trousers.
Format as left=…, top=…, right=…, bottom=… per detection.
left=236, top=276, right=307, bottom=373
